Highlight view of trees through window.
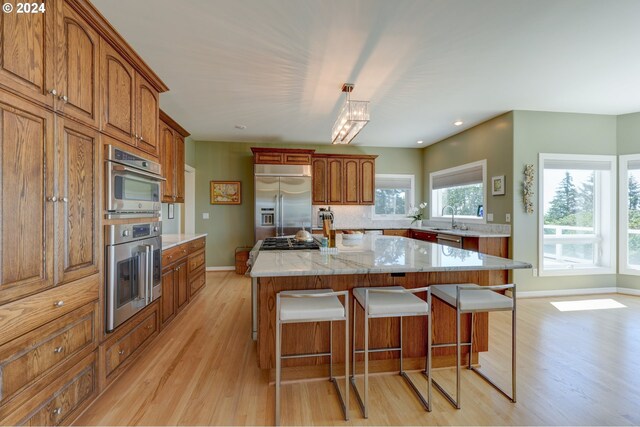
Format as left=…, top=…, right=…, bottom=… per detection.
left=375, top=188, right=407, bottom=215
left=628, top=171, right=640, bottom=266
left=436, top=183, right=483, bottom=217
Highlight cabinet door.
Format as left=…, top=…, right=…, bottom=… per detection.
left=100, top=39, right=135, bottom=146
left=0, top=0, right=55, bottom=107
left=311, top=157, right=327, bottom=204
left=0, top=91, right=55, bottom=305
left=160, top=267, right=175, bottom=326
left=343, top=158, right=359, bottom=204
left=56, top=118, right=100, bottom=285
left=359, top=158, right=375, bottom=204
left=55, top=1, right=100, bottom=128
left=175, top=134, right=185, bottom=202
left=175, top=261, right=188, bottom=312
left=135, top=73, right=159, bottom=157
left=327, top=158, right=343, bottom=204
left=159, top=120, right=175, bottom=202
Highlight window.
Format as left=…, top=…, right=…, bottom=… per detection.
left=430, top=160, right=486, bottom=222
left=539, top=153, right=616, bottom=275
left=620, top=154, right=640, bottom=275
left=373, top=174, right=414, bottom=219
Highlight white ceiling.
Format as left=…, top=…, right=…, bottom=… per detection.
left=92, top=0, right=640, bottom=148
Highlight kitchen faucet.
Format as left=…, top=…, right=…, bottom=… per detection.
left=442, top=205, right=456, bottom=229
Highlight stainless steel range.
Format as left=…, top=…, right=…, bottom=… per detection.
left=105, top=222, right=162, bottom=332
left=259, top=237, right=320, bottom=251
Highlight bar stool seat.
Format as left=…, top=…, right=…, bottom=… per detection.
left=280, top=289, right=345, bottom=321
left=353, top=286, right=429, bottom=316
left=431, top=284, right=513, bottom=312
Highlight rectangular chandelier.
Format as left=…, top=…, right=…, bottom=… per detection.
left=331, top=84, right=370, bottom=144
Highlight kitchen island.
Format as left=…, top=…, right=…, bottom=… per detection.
left=250, top=234, right=531, bottom=371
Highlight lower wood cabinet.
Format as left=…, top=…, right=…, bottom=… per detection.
left=190, top=270, right=206, bottom=297
left=175, top=260, right=189, bottom=313
left=383, top=229, right=410, bottom=237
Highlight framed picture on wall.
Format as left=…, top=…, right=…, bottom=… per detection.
left=210, top=181, right=242, bottom=205
left=492, top=175, right=506, bottom=196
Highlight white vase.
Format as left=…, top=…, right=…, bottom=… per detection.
left=415, top=220, right=422, bottom=228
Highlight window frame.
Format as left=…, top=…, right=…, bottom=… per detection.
left=538, top=153, right=617, bottom=277
left=619, top=153, right=640, bottom=276
left=371, top=173, right=415, bottom=220
left=429, top=159, right=487, bottom=224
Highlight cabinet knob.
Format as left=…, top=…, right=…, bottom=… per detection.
left=146, top=325, right=152, bottom=329
left=60, top=196, right=69, bottom=203
left=53, top=346, right=64, bottom=354
left=118, top=350, right=125, bottom=355
left=52, top=407, right=62, bottom=416
left=59, top=94, right=68, bottom=102
left=47, top=196, right=58, bottom=202
left=53, top=300, right=64, bottom=308
left=48, top=89, right=58, bottom=96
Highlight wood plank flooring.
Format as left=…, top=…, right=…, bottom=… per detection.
left=74, top=272, right=640, bottom=426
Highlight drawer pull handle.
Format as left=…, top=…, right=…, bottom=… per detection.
left=53, top=346, right=64, bottom=354
left=118, top=350, right=125, bottom=355
left=53, top=300, right=64, bottom=308
left=146, top=325, right=152, bottom=330
left=52, top=407, right=62, bottom=416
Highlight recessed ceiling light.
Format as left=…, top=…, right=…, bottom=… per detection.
left=416, top=140, right=424, bottom=144
left=453, top=120, right=463, bottom=126
left=234, top=124, right=247, bottom=130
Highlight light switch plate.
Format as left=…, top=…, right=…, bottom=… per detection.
left=487, top=213, right=494, bottom=221
left=506, top=213, right=511, bottom=223
left=202, top=213, right=210, bottom=219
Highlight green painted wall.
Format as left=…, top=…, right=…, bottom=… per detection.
left=193, top=141, right=424, bottom=266
left=184, top=136, right=196, bottom=167
left=512, top=111, right=618, bottom=292
left=617, top=112, right=640, bottom=290
left=421, top=112, right=514, bottom=227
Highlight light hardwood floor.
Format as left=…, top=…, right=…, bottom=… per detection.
left=74, top=272, right=640, bottom=426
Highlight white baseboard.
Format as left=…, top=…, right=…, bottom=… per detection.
left=517, top=287, right=618, bottom=298
left=617, top=287, right=640, bottom=296
left=206, top=266, right=235, bottom=271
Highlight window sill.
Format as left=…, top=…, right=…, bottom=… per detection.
left=619, top=267, right=640, bottom=276
left=431, top=215, right=486, bottom=224
left=539, top=267, right=616, bottom=277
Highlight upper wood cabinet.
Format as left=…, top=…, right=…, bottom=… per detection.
left=100, top=38, right=135, bottom=145
left=135, top=73, right=159, bottom=157
left=0, top=91, right=55, bottom=305
left=312, top=154, right=377, bottom=205
left=159, top=110, right=190, bottom=203
left=251, top=147, right=315, bottom=165
left=55, top=1, right=100, bottom=128
left=0, top=0, right=56, bottom=108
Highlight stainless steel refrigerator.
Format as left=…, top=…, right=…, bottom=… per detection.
left=254, top=164, right=312, bottom=241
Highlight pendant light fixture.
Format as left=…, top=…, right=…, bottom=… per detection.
left=331, top=83, right=369, bottom=144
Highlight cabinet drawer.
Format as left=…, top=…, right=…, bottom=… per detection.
left=19, top=353, right=96, bottom=426
left=0, top=302, right=97, bottom=407
left=162, top=243, right=188, bottom=266
left=105, top=308, right=157, bottom=377
left=0, top=274, right=99, bottom=347
left=188, top=237, right=206, bottom=254
left=188, top=251, right=205, bottom=273
left=411, top=230, right=437, bottom=242
left=284, top=153, right=311, bottom=165
left=189, top=271, right=206, bottom=297
left=383, top=229, right=409, bottom=237
left=254, top=152, right=283, bottom=164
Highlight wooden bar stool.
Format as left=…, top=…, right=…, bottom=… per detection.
left=350, top=286, right=432, bottom=418
left=430, top=283, right=516, bottom=409
left=275, top=289, right=349, bottom=426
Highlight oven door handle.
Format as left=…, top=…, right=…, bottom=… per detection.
left=146, top=244, right=154, bottom=304
left=137, top=247, right=147, bottom=303
left=112, top=164, right=166, bottom=181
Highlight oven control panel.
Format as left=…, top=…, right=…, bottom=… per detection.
left=107, top=222, right=162, bottom=245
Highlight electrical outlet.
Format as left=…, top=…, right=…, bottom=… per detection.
left=506, top=213, right=511, bottom=223
left=532, top=268, right=538, bottom=277
left=202, top=212, right=210, bottom=219
left=487, top=213, right=494, bottom=221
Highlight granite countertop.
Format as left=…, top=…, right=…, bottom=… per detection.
left=249, top=234, right=531, bottom=277
left=162, top=233, right=208, bottom=250
left=310, top=226, right=510, bottom=238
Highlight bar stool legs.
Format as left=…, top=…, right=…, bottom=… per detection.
left=275, top=290, right=349, bottom=426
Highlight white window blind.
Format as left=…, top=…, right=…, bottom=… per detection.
left=376, top=175, right=413, bottom=190
left=432, top=163, right=483, bottom=189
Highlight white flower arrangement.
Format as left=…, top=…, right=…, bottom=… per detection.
left=408, top=202, right=428, bottom=224
left=523, top=164, right=534, bottom=214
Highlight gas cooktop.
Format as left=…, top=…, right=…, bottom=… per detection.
left=260, top=237, right=320, bottom=251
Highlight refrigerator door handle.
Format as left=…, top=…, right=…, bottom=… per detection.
left=279, top=194, right=284, bottom=236
left=274, top=194, right=279, bottom=236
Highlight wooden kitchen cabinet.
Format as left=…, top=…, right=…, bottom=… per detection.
left=383, top=229, right=410, bottom=237
left=100, top=38, right=135, bottom=145
left=0, top=90, right=56, bottom=305
left=410, top=229, right=438, bottom=242
left=160, top=268, right=176, bottom=326
left=135, top=73, right=159, bottom=157
left=0, top=0, right=56, bottom=108
left=159, top=110, right=190, bottom=203
left=56, top=117, right=100, bottom=286
left=55, top=1, right=100, bottom=128
left=175, top=259, right=189, bottom=313
left=312, top=154, right=377, bottom=205
left=251, top=147, right=314, bottom=165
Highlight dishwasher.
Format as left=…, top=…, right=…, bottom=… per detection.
left=436, top=233, right=463, bottom=248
